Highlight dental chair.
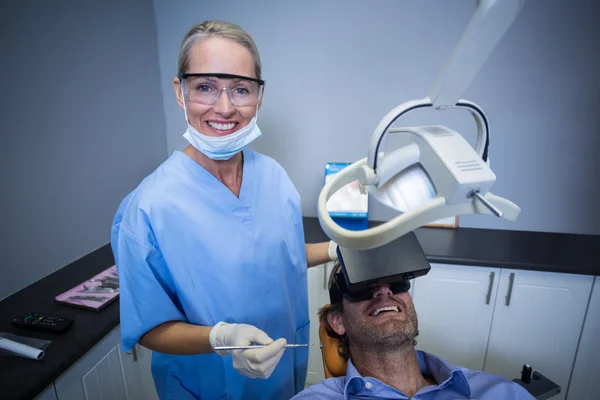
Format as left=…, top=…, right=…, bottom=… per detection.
left=317, top=306, right=561, bottom=399
left=318, top=312, right=346, bottom=379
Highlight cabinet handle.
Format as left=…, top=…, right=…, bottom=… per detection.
left=126, top=345, right=138, bottom=361
left=324, top=263, right=328, bottom=291
left=485, top=272, right=495, bottom=305
left=505, top=273, right=515, bottom=306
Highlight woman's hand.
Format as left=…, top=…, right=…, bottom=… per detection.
left=209, top=322, right=287, bottom=379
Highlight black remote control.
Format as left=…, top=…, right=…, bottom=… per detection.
left=11, top=312, right=73, bottom=333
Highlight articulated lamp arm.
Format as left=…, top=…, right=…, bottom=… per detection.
left=369, top=0, right=524, bottom=172
left=428, top=0, right=525, bottom=109
left=318, top=0, right=525, bottom=250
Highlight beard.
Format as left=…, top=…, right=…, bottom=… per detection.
left=343, top=309, right=419, bottom=354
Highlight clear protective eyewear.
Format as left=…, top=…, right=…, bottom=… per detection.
left=180, top=73, right=265, bottom=107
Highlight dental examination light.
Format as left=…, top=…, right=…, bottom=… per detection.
left=318, top=0, right=524, bottom=250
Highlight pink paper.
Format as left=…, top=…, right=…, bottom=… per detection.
left=55, top=265, right=119, bottom=311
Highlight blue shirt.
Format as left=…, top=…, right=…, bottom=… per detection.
left=111, top=149, right=309, bottom=400
left=292, top=350, right=535, bottom=399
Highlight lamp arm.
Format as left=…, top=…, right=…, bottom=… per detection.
left=428, top=0, right=524, bottom=108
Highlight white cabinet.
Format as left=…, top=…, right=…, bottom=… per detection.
left=132, top=344, right=159, bottom=400
left=53, top=325, right=154, bottom=400
left=120, top=341, right=158, bottom=400
left=483, top=269, right=593, bottom=400
left=412, top=264, right=594, bottom=400
left=54, top=327, right=129, bottom=399
left=566, top=277, right=600, bottom=399
left=120, top=343, right=144, bottom=399
left=411, top=263, right=501, bottom=371
left=34, top=385, right=58, bottom=400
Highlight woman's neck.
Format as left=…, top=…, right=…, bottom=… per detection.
left=183, top=145, right=244, bottom=197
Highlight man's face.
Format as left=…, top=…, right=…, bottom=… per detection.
left=328, top=284, right=419, bottom=352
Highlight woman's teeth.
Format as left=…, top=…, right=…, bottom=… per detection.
left=208, top=121, right=236, bottom=131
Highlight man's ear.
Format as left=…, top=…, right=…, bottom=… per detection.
left=327, top=311, right=346, bottom=336
left=173, top=77, right=184, bottom=110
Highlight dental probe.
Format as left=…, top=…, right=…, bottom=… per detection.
left=214, top=344, right=310, bottom=350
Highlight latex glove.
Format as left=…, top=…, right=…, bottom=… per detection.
left=209, top=321, right=287, bottom=379
left=328, top=240, right=339, bottom=262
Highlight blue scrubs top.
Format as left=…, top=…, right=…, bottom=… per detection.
left=111, top=149, right=310, bottom=400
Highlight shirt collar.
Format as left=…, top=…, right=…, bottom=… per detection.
left=343, top=359, right=366, bottom=395
left=416, top=350, right=471, bottom=397
left=343, top=350, right=471, bottom=398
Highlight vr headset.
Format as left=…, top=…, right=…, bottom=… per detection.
left=329, top=231, right=431, bottom=303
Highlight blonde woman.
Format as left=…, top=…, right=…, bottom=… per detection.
left=111, top=20, right=337, bottom=400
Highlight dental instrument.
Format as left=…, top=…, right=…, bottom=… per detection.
left=68, top=295, right=108, bottom=302
left=90, top=276, right=119, bottom=284
left=318, top=0, right=524, bottom=251
left=81, top=285, right=118, bottom=293
left=213, top=344, right=310, bottom=351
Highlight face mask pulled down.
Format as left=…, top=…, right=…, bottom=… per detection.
left=181, top=86, right=262, bottom=160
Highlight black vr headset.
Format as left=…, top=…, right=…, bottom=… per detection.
left=329, top=231, right=431, bottom=303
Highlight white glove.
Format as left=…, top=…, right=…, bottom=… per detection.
left=328, top=240, right=338, bottom=262
left=209, top=321, right=287, bottom=379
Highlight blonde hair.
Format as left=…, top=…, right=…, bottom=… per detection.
left=177, top=20, right=262, bottom=80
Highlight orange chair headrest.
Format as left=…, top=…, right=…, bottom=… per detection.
left=318, top=303, right=348, bottom=378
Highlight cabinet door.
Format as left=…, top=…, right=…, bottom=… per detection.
left=412, top=263, right=500, bottom=371
left=34, top=384, right=58, bottom=400
left=567, top=277, right=600, bottom=399
left=135, top=344, right=159, bottom=400
left=119, top=342, right=158, bottom=400
left=484, top=269, right=593, bottom=400
left=54, top=327, right=129, bottom=400
left=306, top=262, right=336, bottom=387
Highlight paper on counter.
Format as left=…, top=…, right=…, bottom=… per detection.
left=325, top=172, right=368, bottom=214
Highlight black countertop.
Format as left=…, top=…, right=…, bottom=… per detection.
left=303, top=217, right=600, bottom=275
left=1, top=218, right=599, bottom=400
left=0, top=245, right=117, bottom=400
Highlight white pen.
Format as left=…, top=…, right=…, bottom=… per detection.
left=214, top=344, right=310, bottom=351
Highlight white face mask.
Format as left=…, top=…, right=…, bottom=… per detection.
left=180, top=86, right=262, bottom=160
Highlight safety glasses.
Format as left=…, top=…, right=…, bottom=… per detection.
left=329, top=271, right=411, bottom=303
left=180, top=73, right=265, bottom=107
